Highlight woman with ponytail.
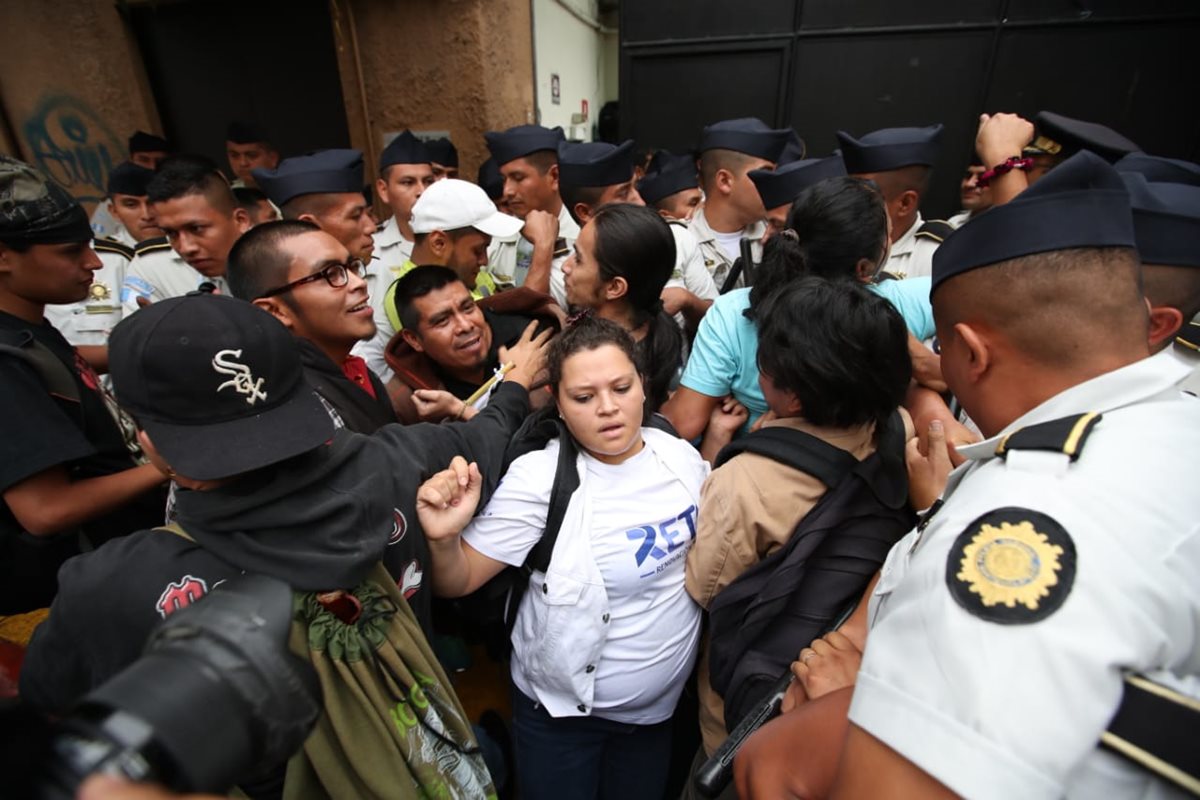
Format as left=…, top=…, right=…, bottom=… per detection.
left=663, top=176, right=937, bottom=440
left=560, top=203, right=684, bottom=411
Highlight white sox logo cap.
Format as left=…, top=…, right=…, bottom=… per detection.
left=108, top=292, right=334, bottom=480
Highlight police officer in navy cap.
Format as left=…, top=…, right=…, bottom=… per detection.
left=46, top=162, right=157, bottom=351
left=426, top=138, right=459, bottom=181
left=639, top=151, right=703, bottom=222
left=558, top=140, right=718, bottom=325
left=748, top=155, right=846, bottom=239
left=837, top=124, right=949, bottom=280
left=690, top=117, right=792, bottom=291
left=477, top=157, right=507, bottom=210
left=739, top=151, right=1200, bottom=799
left=1116, top=152, right=1200, bottom=187
left=1115, top=162, right=1200, bottom=387
left=1022, top=111, right=1141, bottom=180
left=225, top=120, right=279, bottom=189
left=90, top=133, right=173, bottom=241
left=483, top=123, right=575, bottom=294
left=127, top=131, right=170, bottom=170
left=254, top=149, right=378, bottom=286
left=374, top=131, right=434, bottom=284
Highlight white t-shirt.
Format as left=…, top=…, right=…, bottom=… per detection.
left=465, top=436, right=703, bottom=724
left=711, top=228, right=745, bottom=263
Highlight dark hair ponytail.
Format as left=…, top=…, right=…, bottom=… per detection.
left=589, top=204, right=683, bottom=411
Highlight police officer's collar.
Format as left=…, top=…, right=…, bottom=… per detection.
left=956, top=350, right=1193, bottom=462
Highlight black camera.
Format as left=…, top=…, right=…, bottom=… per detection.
left=24, top=574, right=321, bottom=798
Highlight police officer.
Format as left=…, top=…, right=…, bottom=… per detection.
left=47, top=163, right=156, bottom=355
left=837, top=124, right=949, bottom=280
left=224, top=120, right=280, bottom=189
left=89, top=132, right=173, bottom=241
left=827, top=152, right=1200, bottom=798
left=483, top=123, right=576, bottom=294
left=426, top=137, right=459, bottom=181
left=373, top=130, right=434, bottom=288
left=122, top=156, right=250, bottom=315
left=747, top=154, right=846, bottom=240
left=638, top=150, right=703, bottom=223
left=1115, top=154, right=1200, bottom=394
left=689, top=117, right=792, bottom=291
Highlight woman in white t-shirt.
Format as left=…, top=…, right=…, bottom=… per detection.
left=417, top=316, right=709, bottom=800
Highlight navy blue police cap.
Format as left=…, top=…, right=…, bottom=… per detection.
left=1025, top=111, right=1140, bottom=164
left=637, top=151, right=699, bottom=205
left=748, top=155, right=847, bottom=210
left=226, top=120, right=270, bottom=145
left=107, top=162, right=155, bottom=197
left=1120, top=172, right=1200, bottom=268
left=477, top=157, right=504, bottom=201
left=931, top=151, right=1135, bottom=292
left=484, top=125, right=565, bottom=167
left=379, top=130, right=431, bottom=169
left=128, top=130, right=170, bottom=155
left=253, top=149, right=365, bottom=207
left=777, top=130, right=808, bottom=165
left=426, top=138, right=459, bottom=168
left=837, top=124, right=944, bottom=174
left=698, top=118, right=792, bottom=162
left=1115, top=152, right=1200, bottom=187
left=557, top=139, right=636, bottom=189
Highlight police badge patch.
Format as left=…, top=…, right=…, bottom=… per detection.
left=946, top=507, right=1076, bottom=624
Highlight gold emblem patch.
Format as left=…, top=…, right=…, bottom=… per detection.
left=89, top=282, right=111, bottom=301
left=947, top=508, right=1075, bottom=624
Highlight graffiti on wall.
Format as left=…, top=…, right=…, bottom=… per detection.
left=21, top=94, right=125, bottom=205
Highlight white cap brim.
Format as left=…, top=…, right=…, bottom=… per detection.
left=471, top=210, right=524, bottom=238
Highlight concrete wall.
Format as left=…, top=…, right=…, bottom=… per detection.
left=336, top=0, right=537, bottom=181
left=532, top=0, right=611, bottom=141
left=0, top=0, right=160, bottom=211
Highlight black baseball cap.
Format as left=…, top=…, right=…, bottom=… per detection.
left=109, top=293, right=334, bottom=481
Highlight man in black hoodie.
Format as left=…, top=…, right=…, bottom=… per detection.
left=20, top=291, right=544, bottom=714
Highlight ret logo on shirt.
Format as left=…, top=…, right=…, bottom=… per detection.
left=389, top=508, right=408, bottom=545
left=156, top=574, right=209, bottom=618
left=627, top=504, right=698, bottom=578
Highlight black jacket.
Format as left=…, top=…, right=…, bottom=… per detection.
left=20, top=381, right=531, bottom=714
left=296, top=338, right=395, bottom=433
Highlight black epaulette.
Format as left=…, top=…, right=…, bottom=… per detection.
left=666, top=219, right=687, bottom=228
left=1100, top=674, right=1200, bottom=795
left=915, top=219, right=955, bottom=243
left=1174, top=320, right=1200, bottom=353
left=93, top=238, right=134, bottom=259
left=995, top=412, right=1103, bottom=462
left=552, top=237, right=571, bottom=259
left=134, top=236, right=172, bottom=257
left=875, top=271, right=901, bottom=282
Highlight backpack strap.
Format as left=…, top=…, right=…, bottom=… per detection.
left=0, top=329, right=80, bottom=404
left=713, top=426, right=860, bottom=489
left=523, top=419, right=579, bottom=574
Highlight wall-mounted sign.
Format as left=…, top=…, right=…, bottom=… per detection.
left=551, top=73, right=561, bottom=105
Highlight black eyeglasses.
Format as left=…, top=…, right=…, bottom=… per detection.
left=258, top=258, right=365, bottom=298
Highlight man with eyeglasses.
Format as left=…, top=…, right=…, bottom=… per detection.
left=226, top=220, right=395, bottom=434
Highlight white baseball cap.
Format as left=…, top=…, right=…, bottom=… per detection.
left=410, top=178, right=523, bottom=238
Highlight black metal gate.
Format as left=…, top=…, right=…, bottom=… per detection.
left=620, top=1, right=1200, bottom=216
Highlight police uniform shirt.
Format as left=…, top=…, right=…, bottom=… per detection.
left=664, top=223, right=719, bottom=329
left=121, top=239, right=230, bottom=316
left=45, top=239, right=130, bottom=346
left=486, top=203, right=579, bottom=292
left=367, top=217, right=416, bottom=322
left=849, top=351, right=1200, bottom=799
left=687, top=206, right=765, bottom=290
left=109, top=225, right=137, bottom=249
left=880, top=212, right=944, bottom=280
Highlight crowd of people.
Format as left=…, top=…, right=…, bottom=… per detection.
left=0, top=105, right=1198, bottom=800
